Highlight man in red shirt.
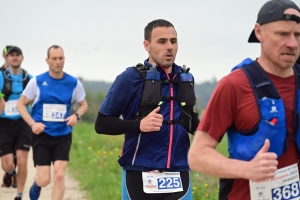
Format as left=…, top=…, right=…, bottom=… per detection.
left=188, top=0, right=300, bottom=199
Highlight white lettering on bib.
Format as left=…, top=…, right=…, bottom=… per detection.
left=43, top=104, right=66, bottom=122
left=142, top=171, right=183, bottom=193
left=4, top=100, right=19, bottom=116
left=250, top=163, right=300, bottom=200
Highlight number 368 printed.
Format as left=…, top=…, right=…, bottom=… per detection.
left=271, top=182, right=300, bottom=200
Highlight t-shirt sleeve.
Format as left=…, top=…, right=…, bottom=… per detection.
left=72, top=80, right=86, bottom=103
left=99, top=67, right=141, bottom=117
left=22, top=77, right=37, bottom=100
left=198, top=76, right=236, bottom=142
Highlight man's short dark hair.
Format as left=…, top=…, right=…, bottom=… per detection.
left=47, top=45, right=64, bottom=58
left=144, top=19, right=175, bottom=42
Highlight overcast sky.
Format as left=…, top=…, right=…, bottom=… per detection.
left=1, top=0, right=270, bottom=83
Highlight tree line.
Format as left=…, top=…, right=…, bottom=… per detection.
left=79, top=78, right=218, bottom=123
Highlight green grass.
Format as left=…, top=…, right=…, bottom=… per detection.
left=69, top=123, right=228, bottom=200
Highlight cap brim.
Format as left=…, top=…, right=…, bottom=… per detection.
left=248, top=29, right=260, bottom=43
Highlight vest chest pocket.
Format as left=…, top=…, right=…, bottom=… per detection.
left=178, top=73, right=196, bottom=132
left=228, top=121, right=286, bottom=161
left=139, top=69, right=161, bottom=118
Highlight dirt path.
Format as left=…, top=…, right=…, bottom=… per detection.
left=0, top=150, right=86, bottom=200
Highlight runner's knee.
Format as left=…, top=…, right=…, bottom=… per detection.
left=16, top=156, right=27, bottom=168
left=37, top=176, right=51, bottom=187
left=54, top=171, right=65, bottom=183
left=1, top=159, right=14, bottom=172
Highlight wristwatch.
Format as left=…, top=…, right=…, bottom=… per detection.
left=75, top=112, right=80, bottom=120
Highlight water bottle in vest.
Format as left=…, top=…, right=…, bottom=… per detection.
left=140, top=63, right=161, bottom=117
left=179, top=65, right=196, bottom=132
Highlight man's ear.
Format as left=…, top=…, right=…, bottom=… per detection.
left=143, top=40, right=150, bottom=52
left=254, top=23, right=264, bottom=43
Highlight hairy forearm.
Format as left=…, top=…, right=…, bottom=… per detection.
left=188, top=130, right=250, bottom=179
left=188, top=145, right=249, bottom=179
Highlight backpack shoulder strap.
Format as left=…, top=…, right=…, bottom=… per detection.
left=22, top=69, right=30, bottom=90
left=134, top=63, right=150, bottom=80
left=2, top=70, right=12, bottom=101
left=241, top=62, right=280, bottom=100
left=292, top=64, right=300, bottom=139
left=228, top=62, right=280, bottom=134
left=293, top=63, right=300, bottom=90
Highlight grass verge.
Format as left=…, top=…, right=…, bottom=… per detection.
left=69, top=123, right=228, bottom=200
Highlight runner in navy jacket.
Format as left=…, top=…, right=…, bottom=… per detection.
left=95, top=19, right=199, bottom=200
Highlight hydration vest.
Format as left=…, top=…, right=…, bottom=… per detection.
left=227, top=59, right=300, bottom=161
left=134, top=63, right=196, bottom=132
left=1, top=68, right=30, bottom=101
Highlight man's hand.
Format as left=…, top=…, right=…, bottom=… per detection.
left=65, top=114, right=78, bottom=126
left=31, top=122, right=46, bottom=135
left=247, top=139, right=278, bottom=182
left=140, top=107, right=163, bottom=132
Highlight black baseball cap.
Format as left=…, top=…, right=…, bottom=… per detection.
left=248, top=0, right=300, bottom=43
left=7, top=46, right=23, bottom=55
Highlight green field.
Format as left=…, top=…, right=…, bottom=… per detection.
left=69, top=123, right=228, bottom=200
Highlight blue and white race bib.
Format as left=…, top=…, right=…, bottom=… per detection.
left=142, top=171, right=183, bottom=193
left=250, top=163, right=300, bottom=200
left=43, top=104, right=66, bottom=122
left=4, top=100, right=19, bottom=116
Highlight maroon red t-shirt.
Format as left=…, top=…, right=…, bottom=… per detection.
left=198, top=66, right=298, bottom=200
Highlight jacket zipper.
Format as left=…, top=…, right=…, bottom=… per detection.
left=161, top=66, right=178, bottom=168
left=167, top=80, right=174, bottom=168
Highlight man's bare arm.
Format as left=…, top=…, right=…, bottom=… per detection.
left=188, top=130, right=278, bottom=182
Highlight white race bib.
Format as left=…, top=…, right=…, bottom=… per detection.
left=250, top=163, right=300, bottom=200
left=4, top=100, right=19, bottom=116
left=142, top=171, right=183, bottom=193
left=43, top=104, right=67, bottom=122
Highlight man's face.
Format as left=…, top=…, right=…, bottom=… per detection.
left=144, top=26, right=178, bottom=69
left=257, top=9, right=300, bottom=69
left=46, top=48, right=65, bottom=74
left=7, top=52, right=23, bottom=69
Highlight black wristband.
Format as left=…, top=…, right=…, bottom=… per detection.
left=75, top=113, right=80, bottom=120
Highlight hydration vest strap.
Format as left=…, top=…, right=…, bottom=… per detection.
left=229, top=63, right=280, bottom=134
left=2, top=69, right=30, bottom=101
left=163, top=119, right=181, bottom=125
left=293, top=64, right=300, bottom=156
left=135, top=63, right=150, bottom=80
left=136, top=63, right=150, bottom=71
left=161, top=96, right=179, bottom=101
left=161, top=79, right=179, bottom=84
left=241, top=63, right=280, bottom=100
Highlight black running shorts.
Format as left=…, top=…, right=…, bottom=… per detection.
left=32, top=132, right=72, bottom=166
left=0, top=118, right=32, bottom=157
